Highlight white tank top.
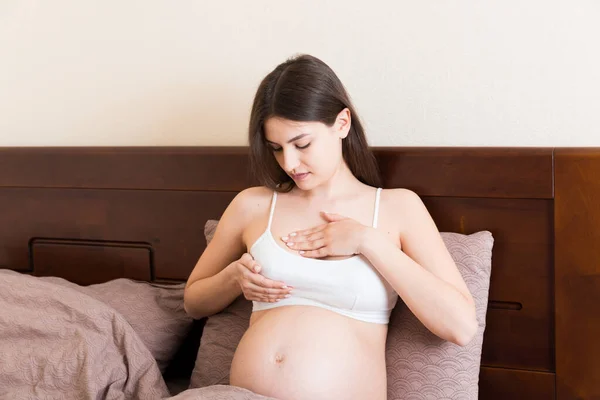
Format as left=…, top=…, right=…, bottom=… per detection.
left=250, top=188, right=398, bottom=324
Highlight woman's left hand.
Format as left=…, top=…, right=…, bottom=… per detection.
left=281, top=212, right=370, bottom=258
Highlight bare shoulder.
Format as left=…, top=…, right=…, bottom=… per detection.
left=185, top=186, right=273, bottom=286
left=228, top=186, right=273, bottom=221
left=380, top=188, right=432, bottom=236
left=204, top=186, right=274, bottom=243
left=382, top=187, right=421, bottom=203
left=218, top=186, right=275, bottom=240
left=238, top=185, right=274, bottom=202
left=380, top=187, right=425, bottom=217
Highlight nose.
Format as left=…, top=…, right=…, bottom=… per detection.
left=281, top=148, right=300, bottom=172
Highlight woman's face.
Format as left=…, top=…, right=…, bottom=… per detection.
left=263, top=109, right=351, bottom=190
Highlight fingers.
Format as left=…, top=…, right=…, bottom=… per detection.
left=288, top=232, right=325, bottom=247
left=281, top=227, right=325, bottom=250
left=242, top=281, right=292, bottom=302
left=238, top=253, right=289, bottom=287
left=247, top=272, right=289, bottom=290
left=237, top=253, right=293, bottom=302
left=282, top=224, right=326, bottom=241
left=282, top=235, right=330, bottom=258
left=286, top=237, right=327, bottom=252
left=296, top=247, right=329, bottom=259
left=239, top=253, right=261, bottom=273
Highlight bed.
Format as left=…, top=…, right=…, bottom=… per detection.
left=0, top=146, right=598, bottom=399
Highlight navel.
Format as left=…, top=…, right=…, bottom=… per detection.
left=273, top=353, right=286, bottom=365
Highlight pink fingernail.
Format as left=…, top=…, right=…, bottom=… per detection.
left=299, top=251, right=305, bottom=255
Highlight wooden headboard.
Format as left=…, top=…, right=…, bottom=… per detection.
left=1, top=146, right=598, bottom=400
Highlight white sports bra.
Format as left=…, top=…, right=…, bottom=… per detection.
left=249, top=188, right=398, bottom=324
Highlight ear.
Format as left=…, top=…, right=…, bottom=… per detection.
left=335, top=108, right=352, bottom=139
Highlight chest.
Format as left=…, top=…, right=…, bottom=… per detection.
left=251, top=231, right=395, bottom=312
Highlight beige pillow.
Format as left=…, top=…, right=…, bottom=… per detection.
left=40, top=276, right=193, bottom=373
left=191, top=220, right=493, bottom=400
left=386, top=230, right=493, bottom=400
left=190, top=220, right=251, bottom=388
left=189, top=296, right=251, bottom=388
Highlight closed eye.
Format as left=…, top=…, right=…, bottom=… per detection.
left=270, top=143, right=311, bottom=152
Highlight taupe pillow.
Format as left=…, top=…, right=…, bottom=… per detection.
left=191, top=220, right=493, bottom=400
left=40, top=276, right=193, bottom=373
left=190, top=220, right=251, bottom=388
left=386, top=230, right=493, bottom=400
left=189, top=296, right=251, bottom=388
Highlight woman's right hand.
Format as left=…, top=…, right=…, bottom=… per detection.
left=231, top=253, right=293, bottom=302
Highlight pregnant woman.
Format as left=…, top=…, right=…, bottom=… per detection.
left=184, top=54, right=477, bottom=400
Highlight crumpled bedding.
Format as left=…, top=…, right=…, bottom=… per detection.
left=0, top=270, right=272, bottom=400
left=168, top=385, right=276, bottom=400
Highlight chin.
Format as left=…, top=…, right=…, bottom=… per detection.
left=294, top=178, right=318, bottom=190
left=294, top=181, right=311, bottom=190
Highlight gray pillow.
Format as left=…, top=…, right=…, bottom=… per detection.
left=191, top=220, right=493, bottom=400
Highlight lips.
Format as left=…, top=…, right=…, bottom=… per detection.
left=291, top=172, right=310, bottom=181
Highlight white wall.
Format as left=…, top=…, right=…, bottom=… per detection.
left=1, top=1, right=598, bottom=147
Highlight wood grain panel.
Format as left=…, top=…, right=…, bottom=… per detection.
left=0, top=147, right=257, bottom=191
left=555, top=148, right=600, bottom=400
left=424, top=197, right=554, bottom=371
left=376, top=147, right=553, bottom=199
left=0, top=147, right=553, bottom=199
left=31, top=239, right=152, bottom=285
left=0, top=188, right=236, bottom=281
left=479, top=367, right=555, bottom=400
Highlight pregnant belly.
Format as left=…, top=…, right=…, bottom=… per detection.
left=229, top=305, right=387, bottom=400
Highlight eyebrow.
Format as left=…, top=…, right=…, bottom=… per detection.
left=266, top=133, right=310, bottom=145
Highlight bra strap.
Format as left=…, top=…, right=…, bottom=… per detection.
left=372, top=188, right=382, bottom=228
left=267, top=191, right=278, bottom=229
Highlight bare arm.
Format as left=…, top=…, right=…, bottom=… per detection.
left=183, top=191, right=248, bottom=319
left=184, top=187, right=292, bottom=319
left=360, top=189, right=477, bottom=346
left=280, top=188, right=477, bottom=345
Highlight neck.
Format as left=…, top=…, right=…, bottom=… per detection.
left=294, top=161, right=364, bottom=201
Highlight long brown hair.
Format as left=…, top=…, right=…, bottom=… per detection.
left=248, top=54, right=381, bottom=192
